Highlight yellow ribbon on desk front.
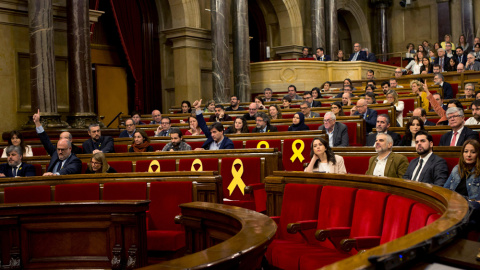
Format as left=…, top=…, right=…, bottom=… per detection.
left=191, top=159, right=203, bottom=171
left=148, top=160, right=161, bottom=172
left=256, top=141, right=270, bottom=149
left=227, top=159, right=246, bottom=196
left=290, top=139, right=305, bottom=163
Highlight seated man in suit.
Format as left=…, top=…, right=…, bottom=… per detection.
left=348, top=43, right=367, bottom=61
left=366, top=114, right=401, bottom=146
left=243, top=103, right=259, bottom=121
left=318, top=112, right=349, bottom=147
left=283, top=85, right=302, bottom=100
left=208, top=105, right=232, bottom=122
left=403, top=130, right=448, bottom=186
left=263, top=88, right=276, bottom=102
left=434, top=48, right=450, bottom=72
left=412, top=108, right=436, bottom=126
left=193, top=99, right=234, bottom=150
left=303, top=91, right=321, bottom=107
left=150, top=109, right=162, bottom=125
left=0, top=145, right=36, bottom=177
left=155, top=117, right=172, bottom=137
left=363, top=48, right=376, bottom=62
left=365, top=133, right=409, bottom=178
left=252, top=112, right=278, bottom=133
left=465, top=52, right=480, bottom=71
left=82, top=124, right=115, bottom=154
left=119, top=118, right=136, bottom=138
left=433, top=73, right=453, bottom=99
left=458, top=83, right=475, bottom=99
left=300, top=101, right=320, bottom=119
left=466, top=100, right=480, bottom=125
left=430, top=93, right=448, bottom=112
left=351, top=98, right=378, bottom=135
left=334, top=85, right=355, bottom=98
left=315, top=47, right=331, bottom=61
left=439, top=107, right=479, bottom=146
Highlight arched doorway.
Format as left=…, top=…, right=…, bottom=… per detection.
left=338, top=10, right=353, bottom=56
left=248, top=0, right=267, bottom=62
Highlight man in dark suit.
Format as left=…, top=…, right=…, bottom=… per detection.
left=351, top=98, right=378, bottom=135
left=208, top=105, right=232, bottom=122
left=303, top=91, right=321, bottom=107
left=348, top=43, right=367, bottom=61
left=454, top=47, right=467, bottom=65
left=82, top=124, right=115, bottom=154
left=193, top=99, right=234, bottom=150
left=365, top=114, right=401, bottom=146
left=252, top=112, right=278, bottom=133
left=413, top=108, right=435, bottom=126
left=315, top=47, right=331, bottom=61
left=430, top=93, right=448, bottom=112
left=318, top=112, right=349, bottom=147
left=434, top=48, right=450, bottom=72
left=433, top=73, right=453, bottom=99
left=0, top=145, right=36, bottom=177
left=120, top=118, right=136, bottom=138
left=439, top=107, right=479, bottom=146
left=403, top=131, right=448, bottom=186
left=364, top=48, right=377, bottom=62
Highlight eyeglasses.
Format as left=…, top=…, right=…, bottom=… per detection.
left=126, top=124, right=134, bottom=127
left=153, top=114, right=161, bottom=117
left=395, top=71, right=402, bottom=73
left=161, top=122, right=170, bottom=125
left=300, top=107, right=308, bottom=110
left=447, top=115, right=461, bottom=120
left=324, top=119, right=333, bottom=123
left=57, top=148, right=68, bottom=152
left=91, top=161, right=102, bottom=165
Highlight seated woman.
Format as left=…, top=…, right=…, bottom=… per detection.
left=444, top=139, right=480, bottom=201
left=331, top=102, right=345, bottom=117
left=321, top=81, right=331, bottom=92
left=311, top=87, right=323, bottom=98
left=268, top=104, right=282, bottom=120
left=255, top=97, right=266, bottom=110
left=445, top=57, right=458, bottom=72
left=204, top=99, right=215, bottom=113
left=1, top=130, right=33, bottom=158
left=405, top=53, right=423, bottom=75
left=384, top=90, right=405, bottom=127
left=288, top=112, right=309, bottom=131
left=282, top=96, right=292, bottom=110
left=420, top=57, right=433, bottom=74
left=304, top=137, right=347, bottom=173
left=181, top=100, right=192, bottom=114
left=185, top=114, right=204, bottom=136
left=85, top=152, right=117, bottom=174
left=224, top=117, right=249, bottom=134
left=399, top=116, right=425, bottom=146
left=365, top=92, right=377, bottom=105
left=411, top=80, right=429, bottom=112
left=129, top=129, right=154, bottom=152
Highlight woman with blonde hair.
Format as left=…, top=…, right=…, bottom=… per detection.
left=383, top=89, right=404, bottom=127
left=411, top=80, right=429, bottom=111
left=85, top=152, right=116, bottom=173
left=204, top=100, right=215, bottom=113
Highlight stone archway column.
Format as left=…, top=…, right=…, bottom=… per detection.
left=326, top=0, right=338, bottom=57
left=311, top=0, right=325, bottom=53
left=233, top=0, right=251, bottom=103
left=211, top=0, right=230, bottom=103
left=373, top=1, right=391, bottom=62
left=436, top=0, right=451, bottom=41
left=28, top=0, right=68, bottom=128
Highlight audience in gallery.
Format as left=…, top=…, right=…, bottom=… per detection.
left=185, top=114, right=204, bottom=135
left=300, top=46, right=313, bottom=59
left=194, top=99, right=234, bottom=150
left=433, top=42, right=441, bottom=51
left=365, top=114, right=401, bottom=147
left=365, top=133, right=409, bottom=178
left=304, top=137, right=346, bottom=173
left=457, top=34, right=470, bottom=53
left=441, top=34, right=456, bottom=51
left=129, top=129, right=154, bottom=153
left=383, top=89, right=404, bottom=127
left=85, top=152, right=117, bottom=174
left=288, top=112, right=309, bottom=131
left=155, top=117, right=172, bottom=137
left=317, top=112, right=349, bottom=147
left=422, top=40, right=431, bottom=52
left=162, top=128, right=192, bottom=151
left=473, top=43, right=480, bottom=61
left=252, top=112, right=278, bottom=133
left=399, top=116, right=425, bottom=147
left=224, top=117, right=249, bottom=134
left=405, top=52, right=423, bottom=75
left=334, top=84, right=355, bottom=98
left=428, top=50, right=437, bottom=63
left=208, top=105, right=232, bottom=122
left=434, top=48, right=449, bottom=72
left=268, top=104, right=282, bottom=120
left=466, top=52, right=480, bottom=71
left=150, top=109, right=162, bottom=125
left=335, top=49, right=345, bottom=61
left=120, top=118, right=136, bottom=138
left=320, top=82, right=331, bottom=93
left=204, top=100, right=215, bottom=113
left=405, top=43, right=416, bottom=60
left=226, top=95, right=244, bottom=111
left=314, top=47, right=331, bottom=61
left=330, top=102, right=345, bottom=117
left=254, top=97, right=266, bottom=110
left=180, top=100, right=192, bottom=114
left=283, top=85, right=302, bottom=100
left=0, top=145, right=35, bottom=177
left=131, top=111, right=146, bottom=125
left=263, top=88, right=276, bottom=102
left=303, top=90, right=322, bottom=107
left=348, top=43, right=367, bottom=61
left=83, top=123, right=115, bottom=154
left=1, top=130, right=32, bottom=158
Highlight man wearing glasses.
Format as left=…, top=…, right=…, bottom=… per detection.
left=348, top=43, right=367, bottom=61
left=351, top=98, right=378, bottom=135
left=252, top=112, right=277, bottom=133
left=32, top=110, right=82, bottom=176
left=119, top=118, right=136, bottom=138
left=150, top=110, right=162, bottom=124
left=155, top=117, right=172, bottom=137
left=394, top=67, right=403, bottom=78
left=303, top=91, right=321, bottom=107
left=300, top=102, right=320, bottom=119
left=243, top=103, right=259, bottom=121
left=465, top=53, right=480, bottom=71
left=439, top=107, right=479, bottom=146
left=318, top=112, right=349, bottom=147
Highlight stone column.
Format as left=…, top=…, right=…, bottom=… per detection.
left=28, top=0, right=67, bottom=128
left=66, top=0, right=102, bottom=128
left=461, top=0, right=474, bottom=47
left=311, top=0, right=325, bottom=54
left=233, top=0, right=250, bottom=102
left=326, top=0, right=338, bottom=57
left=436, top=0, right=451, bottom=42
left=373, top=1, right=391, bottom=62
left=211, top=0, right=230, bottom=103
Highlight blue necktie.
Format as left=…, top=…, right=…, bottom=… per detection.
left=53, top=161, right=62, bottom=173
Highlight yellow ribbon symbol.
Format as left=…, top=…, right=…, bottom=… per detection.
left=191, top=159, right=203, bottom=171
left=256, top=141, right=270, bottom=149
left=290, top=139, right=305, bottom=163
left=227, top=159, right=246, bottom=196
left=148, top=160, right=161, bottom=172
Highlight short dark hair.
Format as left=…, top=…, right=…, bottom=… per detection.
left=471, top=100, right=480, bottom=108
left=448, top=99, right=463, bottom=109
left=365, top=92, right=376, bottom=103
left=302, top=46, right=309, bottom=51
left=433, top=64, right=441, bottom=69
left=303, top=91, right=312, bottom=97
left=417, top=107, right=427, bottom=117
left=343, top=85, right=352, bottom=90
left=457, top=46, right=464, bottom=51
left=161, top=117, right=171, bottom=124
left=283, top=96, right=292, bottom=102
left=88, top=123, right=100, bottom=131
left=210, top=122, right=224, bottom=132
left=367, top=69, right=374, bottom=74
left=367, top=79, right=376, bottom=85
left=414, top=130, right=433, bottom=142
left=381, top=81, right=390, bottom=87
left=344, top=78, right=353, bottom=85
left=316, top=47, right=324, bottom=52
left=170, top=127, right=183, bottom=138
left=263, top=88, right=272, bottom=93
left=377, top=113, right=390, bottom=124
left=288, top=85, right=297, bottom=91
left=215, top=104, right=225, bottom=110
left=131, top=111, right=141, bottom=118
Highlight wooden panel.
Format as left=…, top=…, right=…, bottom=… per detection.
left=96, top=65, right=128, bottom=126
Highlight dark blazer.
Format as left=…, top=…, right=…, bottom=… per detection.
left=365, top=152, right=409, bottom=178
left=318, top=122, right=349, bottom=146
left=354, top=108, right=378, bottom=134
left=119, top=130, right=135, bottom=138
left=402, top=153, right=449, bottom=186
left=455, top=54, right=467, bottom=65
left=434, top=56, right=450, bottom=72
left=196, top=112, right=234, bottom=150
left=311, top=100, right=322, bottom=108
left=82, top=136, right=115, bottom=154
left=0, top=163, right=36, bottom=177
left=208, top=114, right=232, bottom=122
left=424, top=120, right=436, bottom=126
left=367, top=53, right=377, bottom=62
left=366, top=131, right=401, bottom=146
left=242, top=113, right=256, bottom=121
left=441, top=81, right=454, bottom=100
left=38, top=131, right=82, bottom=175
left=316, top=55, right=331, bottom=61
left=439, top=126, right=479, bottom=146
left=252, top=125, right=278, bottom=133
left=348, top=51, right=367, bottom=61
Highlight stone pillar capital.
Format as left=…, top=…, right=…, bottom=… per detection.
left=370, top=0, right=392, bottom=8
left=272, top=45, right=305, bottom=59
left=163, top=27, right=212, bottom=50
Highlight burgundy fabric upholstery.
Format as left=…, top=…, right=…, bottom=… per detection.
left=401, top=98, right=415, bottom=117
left=451, top=83, right=458, bottom=98
left=245, top=139, right=282, bottom=151
left=342, top=122, right=360, bottom=146
left=33, top=164, right=43, bottom=176
left=4, top=185, right=51, bottom=203
left=108, top=161, right=133, bottom=173
left=443, top=157, right=459, bottom=173
left=432, top=134, right=442, bottom=146
left=147, top=181, right=192, bottom=251
left=145, top=130, right=155, bottom=137
left=408, top=203, right=438, bottom=233
left=306, top=123, right=322, bottom=130
left=379, top=195, right=416, bottom=244
left=150, top=143, right=166, bottom=152
left=55, top=183, right=100, bottom=202
left=31, top=147, right=47, bottom=156
left=342, top=156, right=370, bottom=174
left=232, top=140, right=243, bottom=149
left=275, top=125, right=290, bottom=132
left=188, top=141, right=206, bottom=150
left=103, top=182, right=147, bottom=200
left=178, top=158, right=218, bottom=172
left=282, top=114, right=295, bottom=119
left=282, top=138, right=314, bottom=171
left=114, top=144, right=128, bottom=153
left=81, top=162, right=88, bottom=173
left=135, top=159, right=176, bottom=172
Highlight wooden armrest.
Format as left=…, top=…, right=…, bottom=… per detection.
left=270, top=216, right=280, bottom=226
left=340, top=238, right=357, bottom=252
left=354, top=236, right=381, bottom=250
left=317, top=227, right=351, bottom=249
left=287, top=220, right=318, bottom=234
left=174, top=214, right=183, bottom=224
left=244, top=183, right=265, bottom=194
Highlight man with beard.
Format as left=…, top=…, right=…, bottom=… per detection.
left=351, top=98, right=378, bottom=135
left=465, top=100, right=480, bottom=125
left=365, top=114, right=401, bottom=146
left=208, top=105, right=232, bottom=122
left=193, top=99, right=234, bottom=150
left=82, top=124, right=115, bottom=154
left=252, top=112, right=277, bottom=133
left=226, top=95, right=244, bottom=111
left=365, top=133, right=408, bottom=178
left=162, top=128, right=192, bottom=151
left=0, top=145, right=35, bottom=177
left=243, top=103, right=259, bottom=121
left=403, top=131, right=448, bottom=186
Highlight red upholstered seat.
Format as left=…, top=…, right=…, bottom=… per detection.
left=282, top=114, right=295, bottom=119
left=32, top=164, right=43, bottom=176
left=282, top=138, right=314, bottom=171
left=31, top=147, right=47, bottom=156
left=245, top=139, right=282, bottom=151
left=306, top=123, right=321, bottom=130
left=266, top=184, right=323, bottom=263
left=401, top=98, right=415, bottom=117
left=443, top=157, right=459, bottom=173
left=432, top=134, right=442, bottom=146
left=55, top=183, right=100, bottom=201
left=232, top=140, right=243, bottom=149
left=408, top=203, right=438, bottom=233
left=103, top=182, right=147, bottom=200
left=114, top=144, right=128, bottom=153
left=4, top=185, right=51, bottom=203
left=427, top=213, right=441, bottom=225
left=135, top=159, right=176, bottom=172
left=342, top=122, right=360, bottom=146
left=108, top=161, right=133, bottom=173
left=342, top=156, right=370, bottom=174
left=377, top=195, right=416, bottom=244
left=188, top=141, right=206, bottom=150
left=147, top=182, right=192, bottom=251
left=220, top=157, right=266, bottom=212
left=150, top=143, right=166, bottom=152
left=81, top=162, right=88, bottom=173
left=275, top=124, right=290, bottom=131
left=178, top=158, right=218, bottom=171
left=145, top=130, right=155, bottom=137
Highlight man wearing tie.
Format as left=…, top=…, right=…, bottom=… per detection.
left=403, top=130, right=449, bottom=186
left=434, top=48, right=449, bottom=72
left=0, top=145, right=36, bottom=177
left=351, top=98, right=378, bottom=134
left=315, top=47, right=331, bottom=61
left=439, top=107, right=479, bottom=146
left=155, top=117, right=172, bottom=137
left=348, top=43, right=367, bottom=61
